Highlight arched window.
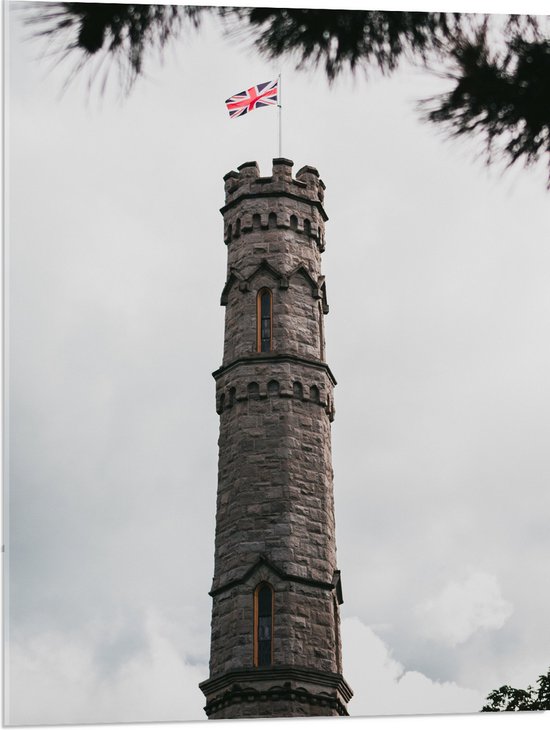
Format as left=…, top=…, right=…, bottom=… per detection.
left=333, top=596, right=342, bottom=673
left=319, top=302, right=325, bottom=360
left=257, top=289, right=272, bottom=352
left=267, top=380, right=279, bottom=396
left=254, top=583, right=273, bottom=667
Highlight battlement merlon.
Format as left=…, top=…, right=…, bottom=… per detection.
left=221, top=159, right=328, bottom=221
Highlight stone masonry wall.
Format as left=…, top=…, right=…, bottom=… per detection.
left=224, top=200, right=324, bottom=276
left=222, top=273, right=326, bottom=363
left=202, top=160, right=351, bottom=719
left=209, top=567, right=340, bottom=678
left=211, top=363, right=336, bottom=591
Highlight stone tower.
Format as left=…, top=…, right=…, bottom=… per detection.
left=199, top=158, right=352, bottom=719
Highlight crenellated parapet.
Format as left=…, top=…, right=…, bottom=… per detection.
left=221, top=159, right=327, bottom=253
left=223, top=159, right=326, bottom=209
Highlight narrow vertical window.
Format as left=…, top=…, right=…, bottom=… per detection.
left=257, top=289, right=272, bottom=352
left=319, top=302, right=325, bottom=360
left=254, top=583, right=273, bottom=667
left=333, top=596, right=342, bottom=673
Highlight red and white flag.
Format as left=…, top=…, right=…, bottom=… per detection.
left=225, top=80, right=278, bottom=119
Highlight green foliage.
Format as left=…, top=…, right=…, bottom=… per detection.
left=481, top=668, right=550, bottom=711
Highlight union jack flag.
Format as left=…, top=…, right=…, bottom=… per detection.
left=225, top=80, right=278, bottom=119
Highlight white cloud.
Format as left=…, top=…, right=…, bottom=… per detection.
left=342, top=617, right=484, bottom=717
left=7, top=612, right=207, bottom=725
left=413, top=572, right=514, bottom=647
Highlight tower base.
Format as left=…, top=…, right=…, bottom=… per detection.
left=200, top=666, right=353, bottom=719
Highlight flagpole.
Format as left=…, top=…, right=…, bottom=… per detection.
left=278, top=72, right=282, bottom=158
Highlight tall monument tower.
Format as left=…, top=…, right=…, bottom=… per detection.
left=200, top=159, right=352, bottom=719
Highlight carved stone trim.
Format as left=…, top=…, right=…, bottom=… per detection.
left=219, top=260, right=329, bottom=310
left=200, top=665, right=353, bottom=717
left=209, top=554, right=342, bottom=598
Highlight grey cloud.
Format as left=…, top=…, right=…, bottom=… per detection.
left=6, top=2, right=550, bottom=722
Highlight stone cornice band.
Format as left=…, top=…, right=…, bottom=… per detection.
left=213, top=353, right=337, bottom=385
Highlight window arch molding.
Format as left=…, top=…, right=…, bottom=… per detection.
left=253, top=582, right=274, bottom=667
left=256, top=288, right=273, bottom=353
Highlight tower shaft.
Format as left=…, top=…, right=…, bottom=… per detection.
left=200, top=159, right=352, bottom=719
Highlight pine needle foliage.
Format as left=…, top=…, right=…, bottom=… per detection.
left=22, top=2, right=208, bottom=93
left=20, top=4, right=550, bottom=183
left=244, top=8, right=465, bottom=80
left=422, top=20, right=550, bottom=183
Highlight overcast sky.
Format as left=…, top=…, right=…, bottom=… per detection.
left=5, top=0, right=550, bottom=726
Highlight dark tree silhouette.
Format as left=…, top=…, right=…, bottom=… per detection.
left=239, top=8, right=465, bottom=80
left=481, top=668, right=550, bottom=712
left=422, top=23, right=550, bottom=178
left=21, top=4, right=550, bottom=182
left=23, top=2, right=206, bottom=92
